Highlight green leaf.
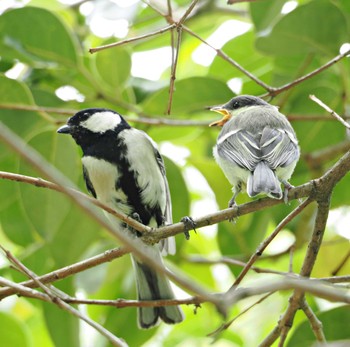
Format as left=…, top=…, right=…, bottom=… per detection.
left=209, top=31, right=273, bottom=94
left=0, top=7, right=79, bottom=66
left=141, top=77, right=233, bottom=116
left=287, top=306, right=350, bottom=347
left=18, top=131, right=79, bottom=240
left=93, top=45, right=131, bottom=92
left=0, top=76, right=44, bottom=246
left=0, top=311, right=32, bottom=347
left=42, top=285, right=80, bottom=347
left=256, top=0, right=349, bottom=56
left=250, top=0, right=288, bottom=33
left=163, top=156, right=190, bottom=223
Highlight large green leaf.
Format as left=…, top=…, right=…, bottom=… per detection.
left=163, top=156, right=190, bottom=224
left=42, top=280, right=80, bottom=347
left=18, top=131, right=79, bottom=240
left=0, top=7, right=79, bottom=66
left=287, top=306, right=350, bottom=347
left=256, top=0, right=349, bottom=56
left=0, top=311, right=32, bottom=347
left=93, top=45, right=131, bottom=92
left=141, top=77, right=233, bottom=116
left=0, top=76, right=44, bottom=245
left=250, top=0, right=289, bottom=33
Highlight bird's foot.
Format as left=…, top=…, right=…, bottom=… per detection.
left=180, top=216, right=197, bottom=240
left=131, top=212, right=142, bottom=237
left=282, top=181, right=294, bottom=204
left=228, top=197, right=238, bottom=223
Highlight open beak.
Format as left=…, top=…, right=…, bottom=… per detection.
left=57, top=124, right=71, bottom=134
left=209, top=107, right=232, bottom=127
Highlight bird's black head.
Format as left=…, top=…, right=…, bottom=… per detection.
left=223, top=95, right=268, bottom=111
left=57, top=108, right=130, bottom=148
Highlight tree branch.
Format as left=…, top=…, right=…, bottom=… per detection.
left=228, top=198, right=312, bottom=290
left=0, top=121, right=219, bottom=307
left=0, top=247, right=128, bottom=300
left=300, top=298, right=326, bottom=343
left=309, top=94, right=350, bottom=129
left=0, top=245, right=127, bottom=347
left=89, top=24, right=176, bottom=54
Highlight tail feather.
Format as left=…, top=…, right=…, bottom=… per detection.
left=132, top=248, right=184, bottom=329
left=247, top=161, right=282, bottom=199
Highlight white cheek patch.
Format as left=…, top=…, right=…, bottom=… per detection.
left=81, top=111, right=122, bottom=133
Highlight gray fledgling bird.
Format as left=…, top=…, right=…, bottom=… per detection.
left=57, top=108, right=184, bottom=328
left=210, top=95, right=300, bottom=207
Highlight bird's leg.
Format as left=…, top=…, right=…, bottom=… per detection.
left=282, top=180, right=294, bottom=204
left=131, top=212, right=143, bottom=237
left=180, top=216, right=197, bottom=240
left=228, top=183, right=241, bottom=208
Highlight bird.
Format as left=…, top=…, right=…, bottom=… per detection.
left=57, top=108, right=184, bottom=329
left=209, top=95, right=300, bottom=207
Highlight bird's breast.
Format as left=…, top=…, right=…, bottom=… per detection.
left=82, top=156, right=132, bottom=215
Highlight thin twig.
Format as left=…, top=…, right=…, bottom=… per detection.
left=300, top=298, right=326, bottom=343
left=208, top=292, right=274, bottom=338
left=1, top=104, right=347, bottom=127
left=166, top=26, right=182, bottom=115
left=331, top=249, right=350, bottom=276
left=260, top=198, right=331, bottom=347
left=0, top=245, right=127, bottom=347
left=309, top=94, right=350, bottom=129
left=0, top=246, right=128, bottom=299
left=261, top=48, right=350, bottom=98
left=228, top=198, right=312, bottom=290
left=0, top=122, right=219, bottom=307
left=182, top=25, right=272, bottom=92
left=0, top=171, right=150, bottom=233
left=89, top=24, right=176, bottom=53
left=304, top=140, right=350, bottom=170
left=178, top=0, right=199, bottom=26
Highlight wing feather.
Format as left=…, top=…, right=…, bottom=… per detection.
left=217, top=129, right=261, bottom=171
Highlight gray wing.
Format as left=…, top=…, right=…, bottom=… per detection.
left=217, top=129, right=261, bottom=171
left=217, top=127, right=299, bottom=171
left=260, top=127, right=299, bottom=169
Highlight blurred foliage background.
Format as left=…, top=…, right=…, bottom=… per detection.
left=0, top=0, right=349, bottom=346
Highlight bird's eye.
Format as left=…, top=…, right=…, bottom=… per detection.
left=233, top=101, right=240, bottom=109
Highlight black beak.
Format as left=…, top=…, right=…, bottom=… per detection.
left=57, top=124, right=71, bottom=134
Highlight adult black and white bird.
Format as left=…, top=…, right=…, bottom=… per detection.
left=210, top=95, right=300, bottom=207
left=57, top=108, right=184, bottom=329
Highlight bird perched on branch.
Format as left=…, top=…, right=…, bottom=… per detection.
left=57, top=108, right=184, bottom=329
left=210, top=95, right=300, bottom=207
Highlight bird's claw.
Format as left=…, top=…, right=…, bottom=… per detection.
left=131, top=212, right=142, bottom=236
left=282, top=181, right=294, bottom=204
left=181, top=216, right=197, bottom=240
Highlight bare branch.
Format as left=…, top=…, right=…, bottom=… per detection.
left=261, top=48, right=350, bottom=98
left=166, top=26, right=182, bottom=115
left=182, top=25, right=272, bottom=92
left=178, top=0, right=199, bottom=26
left=89, top=24, right=176, bottom=53
left=0, top=247, right=128, bottom=300
left=331, top=249, right=350, bottom=276
left=0, top=245, right=128, bottom=347
left=304, top=140, right=350, bottom=170
left=309, top=94, right=350, bottom=129
left=300, top=298, right=327, bottom=343
left=0, top=171, right=151, bottom=234
left=228, top=198, right=312, bottom=290
left=0, top=121, right=219, bottom=307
